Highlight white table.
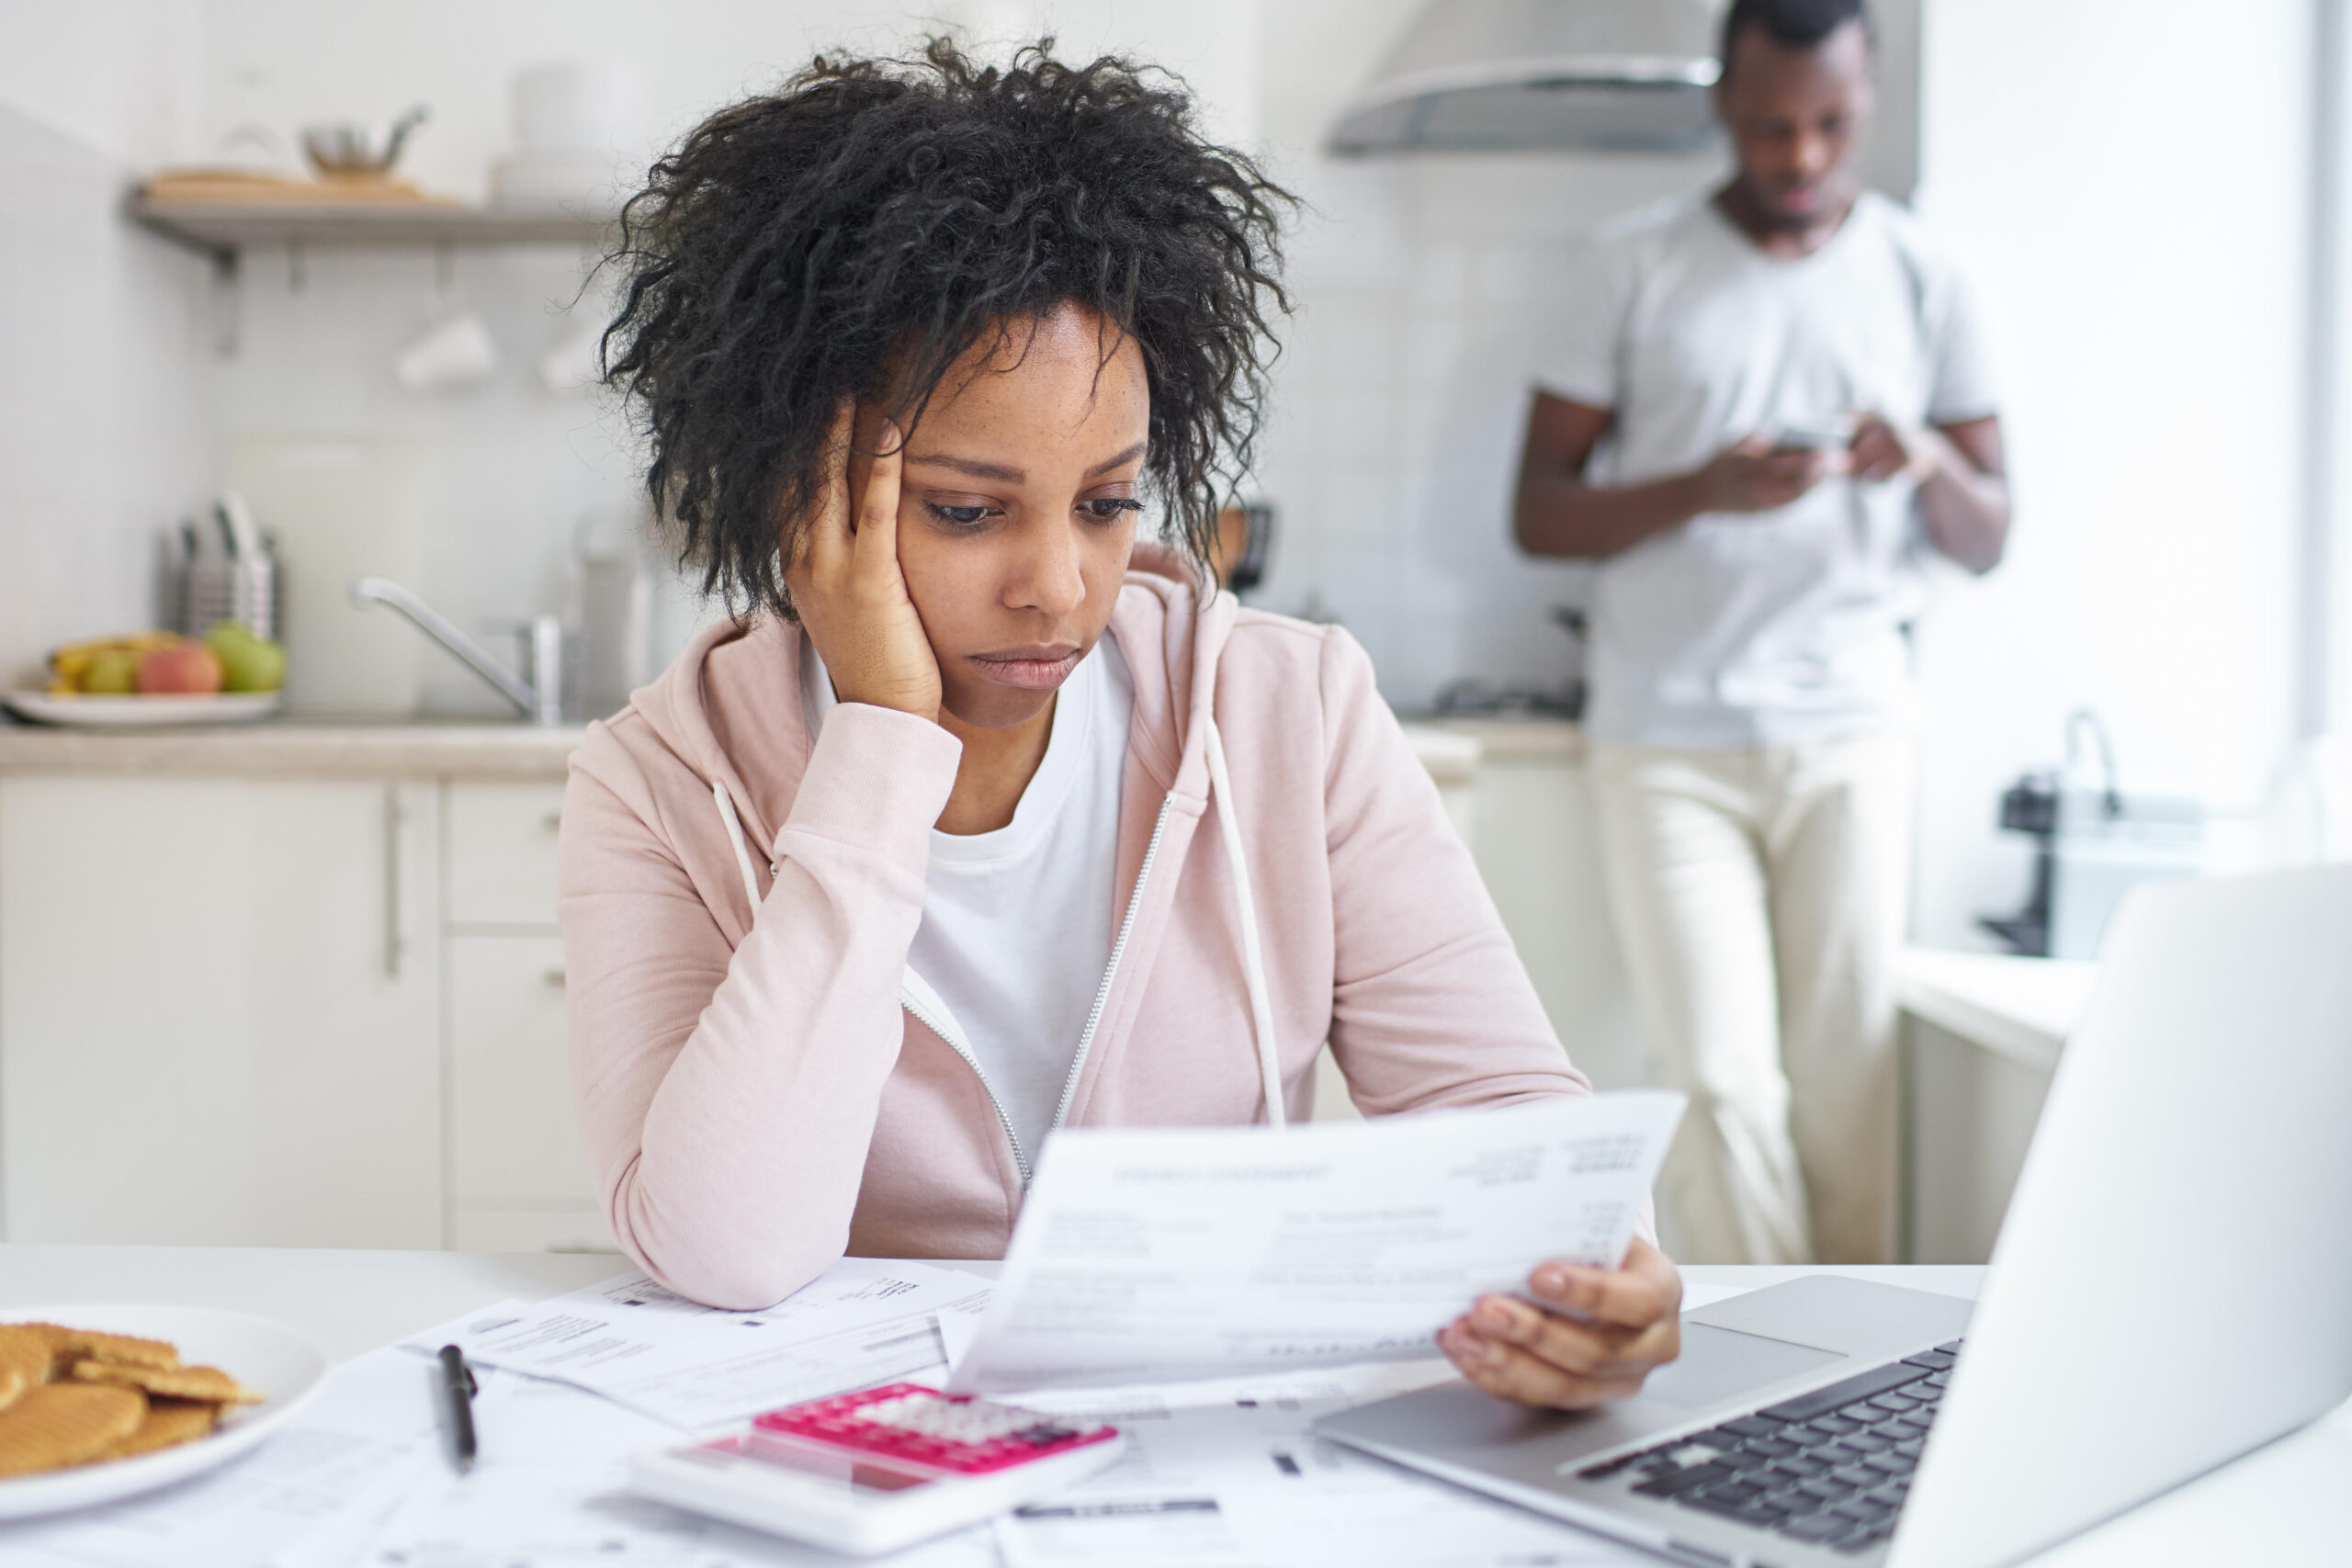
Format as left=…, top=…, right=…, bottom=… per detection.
left=4, top=1247, right=2344, bottom=1564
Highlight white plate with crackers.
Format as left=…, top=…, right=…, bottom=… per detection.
left=0, top=1305, right=329, bottom=1518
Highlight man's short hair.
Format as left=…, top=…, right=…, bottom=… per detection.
left=1719, top=0, right=1872, bottom=67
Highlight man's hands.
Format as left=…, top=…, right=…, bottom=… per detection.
left=1846, top=412, right=1942, bottom=483
left=1690, top=437, right=1834, bottom=513
left=1691, top=415, right=1964, bottom=514
left=1438, top=1236, right=1683, bottom=1409
left=784, top=402, right=942, bottom=722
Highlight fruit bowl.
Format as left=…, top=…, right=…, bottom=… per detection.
left=1, top=692, right=285, bottom=729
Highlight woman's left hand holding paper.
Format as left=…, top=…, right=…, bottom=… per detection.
left=1439, top=1236, right=1684, bottom=1408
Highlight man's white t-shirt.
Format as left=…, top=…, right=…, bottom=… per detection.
left=800, top=631, right=1133, bottom=1161
left=1537, top=191, right=1999, bottom=749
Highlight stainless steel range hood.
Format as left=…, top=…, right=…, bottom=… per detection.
left=1328, top=0, right=1724, bottom=156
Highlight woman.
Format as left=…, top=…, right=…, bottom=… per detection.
left=563, top=40, right=1682, bottom=1411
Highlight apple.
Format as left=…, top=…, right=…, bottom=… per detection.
left=204, top=621, right=286, bottom=694
left=137, top=643, right=223, bottom=694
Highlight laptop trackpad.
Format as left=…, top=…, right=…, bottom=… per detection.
left=1638, top=1324, right=1846, bottom=1411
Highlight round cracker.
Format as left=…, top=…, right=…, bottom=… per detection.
left=0, top=1327, right=51, bottom=1412
left=0, top=1383, right=146, bottom=1476
left=69, top=1359, right=263, bottom=1405
left=10, top=1323, right=178, bottom=1374
left=95, top=1399, right=219, bottom=1461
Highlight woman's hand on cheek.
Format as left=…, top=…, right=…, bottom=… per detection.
left=784, top=402, right=943, bottom=722
left=1437, top=1236, right=1683, bottom=1410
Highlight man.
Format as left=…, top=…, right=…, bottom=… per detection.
left=1513, top=0, right=2008, bottom=1265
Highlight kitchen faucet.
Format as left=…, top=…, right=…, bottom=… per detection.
left=349, top=576, right=565, bottom=725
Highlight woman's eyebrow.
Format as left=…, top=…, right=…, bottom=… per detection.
left=902, top=439, right=1148, bottom=483
left=905, top=453, right=1024, bottom=481
left=1084, top=440, right=1148, bottom=478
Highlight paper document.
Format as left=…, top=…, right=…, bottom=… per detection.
left=948, top=1090, right=1684, bottom=1393
left=993, top=1382, right=1656, bottom=1568
left=404, top=1258, right=987, bottom=1432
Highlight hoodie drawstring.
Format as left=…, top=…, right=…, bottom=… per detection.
left=1201, top=716, right=1286, bottom=1129
left=707, top=717, right=1289, bottom=1133
left=713, top=779, right=763, bottom=916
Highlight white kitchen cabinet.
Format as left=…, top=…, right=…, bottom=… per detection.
left=0, top=775, right=444, bottom=1247
left=447, top=781, right=566, bottom=928
left=447, top=932, right=600, bottom=1209
left=442, top=781, right=612, bottom=1256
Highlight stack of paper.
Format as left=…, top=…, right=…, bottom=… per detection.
left=407, top=1259, right=989, bottom=1432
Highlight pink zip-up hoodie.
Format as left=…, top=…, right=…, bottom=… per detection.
left=559, top=567, right=1596, bottom=1308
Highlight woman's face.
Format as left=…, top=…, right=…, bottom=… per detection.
left=859, top=305, right=1148, bottom=731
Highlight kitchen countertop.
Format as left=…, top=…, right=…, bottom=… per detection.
left=0, top=717, right=1508, bottom=785
left=1894, top=947, right=2098, bottom=1073
left=1417, top=715, right=1584, bottom=762
left=0, top=718, right=589, bottom=780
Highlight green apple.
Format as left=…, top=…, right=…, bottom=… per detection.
left=204, top=621, right=287, bottom=694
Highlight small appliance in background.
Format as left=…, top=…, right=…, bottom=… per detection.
left=1209, top=502, right=1274, bottom=596
left=1979, top=709, right=2205, bottom=960
left=568, top=509, right=654, bottom=718
left=225, top=434, right=425, bottom=716
left=175, top=493, right=280, bottom=641
left=490, top=61, right=648, bottom=211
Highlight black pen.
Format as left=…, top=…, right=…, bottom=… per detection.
left=437, top=1344, right=479, bottom=1473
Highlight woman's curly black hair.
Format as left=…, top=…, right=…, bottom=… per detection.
left=601, top=38, right=1293, bottom=620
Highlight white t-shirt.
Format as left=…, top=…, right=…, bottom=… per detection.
left=1537, top=191, right=1999, bottom=748
left=800, top=631, right=1133, bottom=1162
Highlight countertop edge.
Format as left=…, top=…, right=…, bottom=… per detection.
left=1894, top=949, right=2099, bottom=1074
left=0, top=722, right=589, bottom=781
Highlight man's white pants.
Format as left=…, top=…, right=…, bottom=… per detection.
left=1589, top=736, right=1915, bottom=1265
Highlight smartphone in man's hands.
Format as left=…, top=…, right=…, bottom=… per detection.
left=1770, top=414, right=1855, bottom=454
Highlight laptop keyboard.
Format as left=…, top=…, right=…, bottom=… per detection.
left=1574, top=1339, right=1964, bottom=1556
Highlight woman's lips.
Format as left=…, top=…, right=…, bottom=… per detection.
left=965, top=645, right=1082, bottom=691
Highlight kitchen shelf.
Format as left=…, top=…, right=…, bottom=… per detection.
left=130, top=198, right=617, bottom=263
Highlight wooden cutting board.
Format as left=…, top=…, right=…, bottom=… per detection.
left=142, top=170, right=457, bottom=208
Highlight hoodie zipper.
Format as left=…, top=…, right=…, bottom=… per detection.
left=897, top=980, right=1034, bottom=1186
left=898, top=791, right=1178, bottom=1194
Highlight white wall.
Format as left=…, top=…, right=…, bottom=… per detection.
left=1906, top=0, right=2318, bottom=945
left=0, top=1, right=212, bottom=688
left=191, top=0, right=1258, bottom=714
left=0, top=0, right=201, bottom=169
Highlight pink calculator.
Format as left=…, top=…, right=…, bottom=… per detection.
left=630, top=1384, right=1125, bottom=1555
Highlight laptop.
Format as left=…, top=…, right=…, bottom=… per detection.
left=1317, top=865, right=2352, bottom=1567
